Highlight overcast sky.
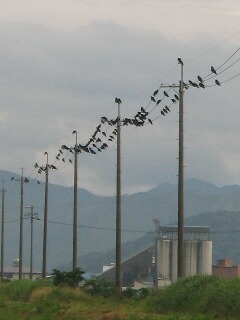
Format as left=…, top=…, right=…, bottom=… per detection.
left=0, top=0, right=240, bottom=196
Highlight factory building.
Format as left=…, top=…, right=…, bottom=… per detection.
left=156, top=226, right=212, bottom=284
left=99, top=225, right=212, bottom=288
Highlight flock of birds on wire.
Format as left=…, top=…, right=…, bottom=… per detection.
left=13, top=46, right=240, bottom=185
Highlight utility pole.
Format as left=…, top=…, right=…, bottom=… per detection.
left=177, top=58, right=184, bottom=278
left=19, top=168, right=24, bottom=280
left=115, top=97, right=122, bottom=299
left=161, top=58, right=185, bottom=279
left=72, top=130, right=78, bottom=270
left=11, top=169, right=26, bottom=280
left=25, top=205, right=39, bottom=280
left=153, top=218, right=160, bottom=290
left=42, top=152, right=49, bottom=278
left=1, top=181, right=6, bottom=281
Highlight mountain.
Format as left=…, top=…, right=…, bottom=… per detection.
left=1, top=169, right=240, bottom=272
left=77, top=210, right=240, bottom=273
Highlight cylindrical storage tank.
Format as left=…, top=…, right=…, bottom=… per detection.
left=171, top=239, right=178, bottom=283
left=184, top=240, right=198, bottom=277
left=197, top=240, right=212, bottom=275
left=157, top=239, right=171, bottom=280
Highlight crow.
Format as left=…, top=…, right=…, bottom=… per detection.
left=211, top=66, right=217, bottom=75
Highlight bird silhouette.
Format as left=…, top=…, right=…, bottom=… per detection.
left=211, top=66, right=217, bottom=75
left=37, top=181, right=40, bottom=184
left=156, top=99, right=161, bottom=105
left=89, top=148, right=96, bottom=154
left=165, top=106, right=170, bottom=112
left=62, top=158, right=65, bottom=162
left=11, top=177, right=14, bottom=181
left=101, top=116, right=108, bottom=124
left=69, top=159, right=72, bottom=163
left=189, top=80, right=199, bottom=88
left=215, top=79, right=221, bottom=86
left=171, top=99, right=176, bottom=104
left=148, top=119, right=153, bottom=125
left=199, top=82, right=205, bottom=89
left=102, top=132, right=106, bottom=137
left=153, top=89, right=158, bottom=96
left=115, top=98, right=122, bottom=104
left=163, top=91, right=169, bottom=97
left=163, top=107, right=168, bottom=114
left=178, top=57, right=183, bottom=65
left=161, top=110, right=165, bottom=116
left=151, top=96, right=156, bottom=102
left=197, top=75, right=203, bottom=82
left=174, top=94, right=179, bottom=101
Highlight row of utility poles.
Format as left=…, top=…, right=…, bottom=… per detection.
left=0, top=135, right=79, bottom=280
left=0, top=59, right=185, bottom=291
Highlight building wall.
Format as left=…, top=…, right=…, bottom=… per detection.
left=99, top=247, right=153, bottom=286
left=156, top=239, right=212, bottom=283
left=213, top=259, right=240, bottom=278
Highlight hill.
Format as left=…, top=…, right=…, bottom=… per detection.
left=2, top=168, right=240, bottom=272
left=78, top=210, right=240, bottom=273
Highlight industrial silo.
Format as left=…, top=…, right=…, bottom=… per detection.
left=156, top=226, right=212, bottom=284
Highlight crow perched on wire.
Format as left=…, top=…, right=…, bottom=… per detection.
left=151, top=96, right=156, bottom=102
left=163, top=91, right=169, bottom=97
left=211, top=66, right=217, bottom=75
left=115, top=97, right=122, bottom=104
left=178, top=57, right=183, bottom=65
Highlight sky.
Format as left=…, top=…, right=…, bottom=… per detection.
left=0, top=0, right=240, bottom=196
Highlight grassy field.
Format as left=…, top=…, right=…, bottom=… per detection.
left=0, top=275, right=240, bottom=319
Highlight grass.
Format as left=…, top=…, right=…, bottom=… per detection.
left=0, top=276, right=240, bottom=319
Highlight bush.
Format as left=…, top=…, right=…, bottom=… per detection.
left=151, top=275, right=240, bottom=317
left=83, top=278, right=115, bottom=298
left=122, top=287, right=138, bottom=299
left=0, top=279, right=52, bottom=301
left=52, top=268, right=84, bottom=287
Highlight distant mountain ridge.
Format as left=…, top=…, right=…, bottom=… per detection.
left=1, top=169, right=240, bottom=272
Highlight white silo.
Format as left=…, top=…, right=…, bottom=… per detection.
left=156, top=226, right=212, bottom=284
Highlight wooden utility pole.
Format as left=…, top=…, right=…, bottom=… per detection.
left=25, top=205, right=39, bottom=280
left=72, top=130, right=78, bottom=270
left=42, top=152, right=49, bottom=278
left=160, top=58, right=185, bottom=279
left=1, top=181, right=6, bottom=281
left=177, top=58, right=185, bottom=278
left=19, top=168, right=24, bottom=280
left=115, top=97, right=122, bottom=299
